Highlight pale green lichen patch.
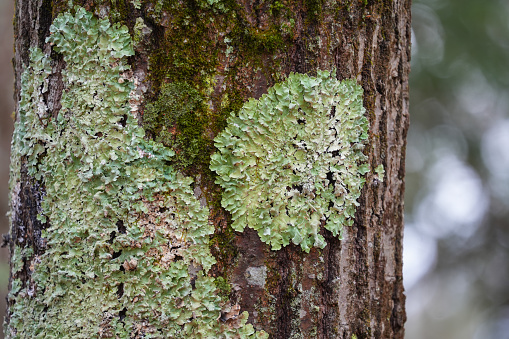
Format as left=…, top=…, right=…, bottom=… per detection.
left=210, top=71, right=369, bottom=252
left=375, top=164, right=385, bottom=182
left=7, top=7, right=266, bottom=338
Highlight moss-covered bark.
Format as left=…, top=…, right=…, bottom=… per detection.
left=8, top=0, right=410, bottom=337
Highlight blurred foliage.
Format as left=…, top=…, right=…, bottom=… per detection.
left=406, top=0, right=509, bottom=338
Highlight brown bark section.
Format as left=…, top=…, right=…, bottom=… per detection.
left=8, top=0, right=410, bottom=337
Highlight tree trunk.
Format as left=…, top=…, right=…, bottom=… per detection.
left=6, top=0, right=410, bottom=338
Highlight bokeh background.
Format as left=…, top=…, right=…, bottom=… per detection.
left=405, top=0, right=509, bottom=338
left=0, top=0, right=508, bottom=337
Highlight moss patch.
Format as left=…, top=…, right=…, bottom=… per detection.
left=143, top=82, right=211, bottom=170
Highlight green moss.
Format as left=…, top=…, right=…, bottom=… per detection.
left=147, top=1, right=220, bottom=89
left=7, top=8, right=267, bottom=338
left=213, top=276, right=232, bottom=301
left=210, top=220, right=237, bottom=260
left=304, top=0, right=323, bottom=23
left=231, top=25, right=287, bottom=58
left=143, top=82, right=211, bottom=170
left=269, top=1, right=285, bottom=16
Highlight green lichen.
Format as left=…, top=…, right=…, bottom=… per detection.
left=133, top=17, right=147, bottom=47
left=131, top=0, right=142, bottom=10
left=7, top=7, right=266, bottom=338
left=210, top=71, right=369, bottom=253
left=375, top=164, right=385, bottom=182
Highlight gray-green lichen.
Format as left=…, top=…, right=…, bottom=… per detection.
left=7, top=7, right=266, bottom=338
left=210, top=71, right=369, bottom=252
left=375, top=164, right=385, bottom=182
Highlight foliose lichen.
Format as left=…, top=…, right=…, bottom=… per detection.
left=210, top=71, right=369, bottom=252
left=7, top=7, right=266, bottom=338
left=375, top=164, right=385, bottom=182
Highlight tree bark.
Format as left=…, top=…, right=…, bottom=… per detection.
left=7, top=0, right=410, bottom=338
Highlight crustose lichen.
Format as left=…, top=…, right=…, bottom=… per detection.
left=210, top=71, right=370, bottom=252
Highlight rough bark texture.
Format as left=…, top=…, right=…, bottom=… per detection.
left=8, top=0, right=410, bottom=337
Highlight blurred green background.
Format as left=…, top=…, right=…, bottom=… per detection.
left=0, top=0, right=508, bottom=338
left=405, top=0, right=509, bottom=338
